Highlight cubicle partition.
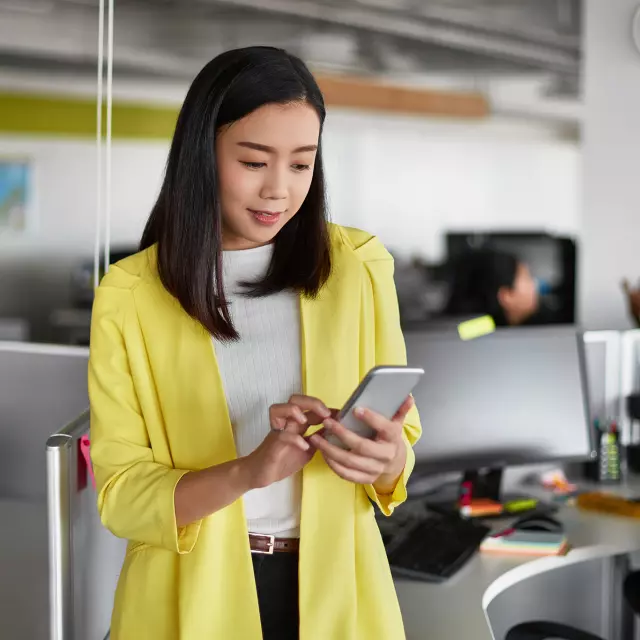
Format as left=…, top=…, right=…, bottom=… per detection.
left=621, top=330, right=640, bottom=445
left=47, top=411, right=125, bottom=640
left=0, top=342, right=90, bottom=640
left=583, top=331, right=623, bottom=426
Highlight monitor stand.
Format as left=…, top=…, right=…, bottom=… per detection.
left=461, top=468, right=503, bottom=502
left=423, top=467, right=545, bottom=518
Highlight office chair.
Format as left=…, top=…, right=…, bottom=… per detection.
left=505, top=570, right=640, bottom=640
left=506, top=622, right=604, bottom=640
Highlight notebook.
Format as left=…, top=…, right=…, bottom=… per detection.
left=480, top=530, right=570, bottom=557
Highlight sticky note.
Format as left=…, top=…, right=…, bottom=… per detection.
left=458, top=315, right=496, bottom=341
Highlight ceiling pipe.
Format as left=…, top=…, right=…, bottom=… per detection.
left=194, top=0, right=579, bottom=74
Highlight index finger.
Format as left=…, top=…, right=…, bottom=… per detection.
left=288, top=395, right=331, bottom=422
left=352, top=407, right=400, bottom=441
left=391, top=396, right=414, bottom=423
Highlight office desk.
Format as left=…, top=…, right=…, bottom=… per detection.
left=396, top=482, right=640, bottom=640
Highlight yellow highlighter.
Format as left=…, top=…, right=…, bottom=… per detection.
left=458, top=315, right=496, bottom=341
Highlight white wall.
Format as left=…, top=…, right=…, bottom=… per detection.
left=581, top=0, right=640, bottom=329
left=0, top=111, right=579, bottom=263
left=0, top=136, right=168, bottom=255
left=325, top=110, right=579, bottom=260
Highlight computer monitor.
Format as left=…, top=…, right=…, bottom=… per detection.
left=404, top=326, right=595, bottom=482
left=445, top=231, right=577, bottom=324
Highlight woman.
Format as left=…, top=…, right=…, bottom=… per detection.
left=444, top=248, right=539, bottom=326
left=89, top=46, right=421, bottom=640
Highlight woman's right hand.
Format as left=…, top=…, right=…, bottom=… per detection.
left=243, top=395, right=332, bottom=489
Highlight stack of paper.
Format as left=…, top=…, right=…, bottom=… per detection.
left=480, top=531, right=570, bottom=556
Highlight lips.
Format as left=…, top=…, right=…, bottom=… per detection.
left=250, top=209, right=281, bottom=216
left=248, top=209, right=284, bottom=226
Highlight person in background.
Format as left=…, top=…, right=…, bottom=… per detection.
left=623, top=279, right=640, bottom=327
left=445, top=248, right=540, bottom=327
left=88, top=46, right=420, bottom=640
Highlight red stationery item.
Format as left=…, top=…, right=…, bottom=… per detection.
left=491, top=527, right=516, bottom=539
left=79, top=435, right=96, bottom=489
left=459, top=480, right=473, bottom=507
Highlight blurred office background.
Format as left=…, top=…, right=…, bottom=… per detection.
left=0, top=0, right=599, bottom=345
left=5, top=3, right=640, bottom=640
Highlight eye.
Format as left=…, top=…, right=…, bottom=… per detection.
left=292, top=164, right=311, bottom=172
left=241, top=161, right=266, bottom=169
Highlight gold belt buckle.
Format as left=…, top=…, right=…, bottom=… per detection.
left=251, top=533, right=275, bottom=555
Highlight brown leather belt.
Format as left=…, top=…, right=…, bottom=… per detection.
left=249, top=533, right=299, bottom=555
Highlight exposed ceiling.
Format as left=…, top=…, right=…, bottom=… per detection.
left=0, top=0, right=582, bottom=118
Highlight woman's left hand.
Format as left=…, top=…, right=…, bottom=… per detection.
left=309, top=396, right=414, bottom=492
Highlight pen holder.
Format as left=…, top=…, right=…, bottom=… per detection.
left=584, top=419, right=622, bottom=483
left=598, top=423, right=622, bottom=483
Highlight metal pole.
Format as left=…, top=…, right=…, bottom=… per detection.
left=94, top=0, right=105, bottom=291
left=104, top=0, right=114, bottom=277
left=47, top=434, right=73, bottom=640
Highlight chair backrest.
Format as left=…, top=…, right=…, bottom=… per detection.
left=47, top=411, right=126, bottom=640
left=483, top=546, right=633, bottom=640
left=0, top=342, right=89, bottom=500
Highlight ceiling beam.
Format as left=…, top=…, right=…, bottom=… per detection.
left=197, top=0, right=578, bottom=73
left=316, top=73, right=489, bottom=118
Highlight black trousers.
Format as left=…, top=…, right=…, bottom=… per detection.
left=252, top=552, right=299, bottom=640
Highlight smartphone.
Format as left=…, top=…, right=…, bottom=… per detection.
left=326, top=365, right=424, bottom=448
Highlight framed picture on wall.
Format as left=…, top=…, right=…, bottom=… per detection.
left=0, top=158, right=32, bottom=232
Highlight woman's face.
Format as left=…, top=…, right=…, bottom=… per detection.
left=499, top=262, right=539, bottom=325
left=215, top=101, right=321, bottom=251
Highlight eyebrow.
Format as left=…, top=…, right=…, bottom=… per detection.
left=237, top=141, right=318, bottom=153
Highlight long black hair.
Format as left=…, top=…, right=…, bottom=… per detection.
left=444, top=249, right=519, bottom=326
left=140, top=46, right=332, bottom=341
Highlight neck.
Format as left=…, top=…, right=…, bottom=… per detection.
left=504, top=308, right=528, bottom=326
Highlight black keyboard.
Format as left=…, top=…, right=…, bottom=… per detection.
left=383, top=511, right=490, bottom=583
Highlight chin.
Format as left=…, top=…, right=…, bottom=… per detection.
left=234, top=223, right=282, bottom=248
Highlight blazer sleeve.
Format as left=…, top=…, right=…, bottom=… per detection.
left=88, top=278, right=201, bottom=554
left=358, top=237, right=422, bottom=516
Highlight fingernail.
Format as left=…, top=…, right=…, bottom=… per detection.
left=323, top=419, right=332, bottom=431
left=354, top=407, right=365, bottom=418
left=322, top=407, right=331, bottom=418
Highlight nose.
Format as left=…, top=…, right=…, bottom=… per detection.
left=259, top=165, right=288, bottom=202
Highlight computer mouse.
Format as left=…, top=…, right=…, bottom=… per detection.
left=513, top=514, right=563, bottom=533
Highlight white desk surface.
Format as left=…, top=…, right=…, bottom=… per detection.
left=396, top=479, right=640, bottom=640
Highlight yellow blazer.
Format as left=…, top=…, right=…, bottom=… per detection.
left=88, top=223, right=422, bottom=640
